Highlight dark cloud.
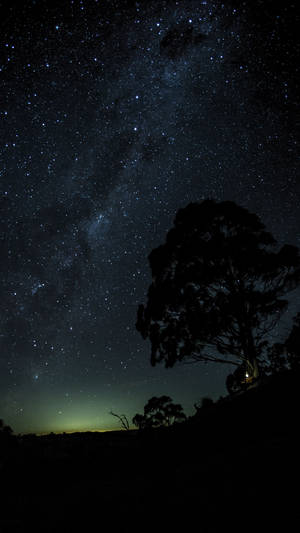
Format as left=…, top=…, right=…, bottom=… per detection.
left=160, top=22, right=206, bottom=59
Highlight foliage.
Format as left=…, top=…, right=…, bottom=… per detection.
left=262, top=311, right=300, bottom=376
left=137, top=200, right=300, bottom=387
left=109, top=411, right=130, bottom=430
left=200, top=397, right=214, bottom=409
left=266, top=342, right=288, bottom=375
left=0, top=419, right=14, bottom=456
left=194, top=397, right=214, bottom=414
left=0, top=419, right=13, bottom=435
left=132, top=413, right=148, bottom=431
left=132, top=395, right=186, bottom=430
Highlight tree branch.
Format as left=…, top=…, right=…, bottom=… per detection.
left=184, top=352, right=240, bottom=366
left=109, top=411, right=130, bottom=431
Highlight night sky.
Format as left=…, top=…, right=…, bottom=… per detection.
left=1, top=0, right=299, bottom=434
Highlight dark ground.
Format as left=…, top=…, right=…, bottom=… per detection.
left=1, top=370, right=299, bottom=532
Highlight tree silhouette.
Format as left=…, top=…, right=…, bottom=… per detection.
left=137, top=200, right=300, bottom=387
left=132, top=396, right=186, bottom=429
left=0, top=419, right=14, bottom=454
left=0, top=419, right=13, bottom=435
left=266, top=342, right=289, bottom=375
left=263, top=311, right=300, bottom=374
left=200, top=397, right=214, bottom=409
left=109, top=411, right=130, bottom=431
left=194, top=397, right=214, bottom=415
left=132, top=413, right=148, bottom=431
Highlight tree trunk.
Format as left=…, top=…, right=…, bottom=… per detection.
left=245, top=356, right=260, bottom=389
left=247, top=357, right=259, bottom=378
left=243, top=322, right=260, bottom=385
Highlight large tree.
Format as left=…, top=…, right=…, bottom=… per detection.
left=136, top=200, right=300, bottom=386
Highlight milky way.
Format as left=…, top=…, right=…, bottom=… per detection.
left=1, top=0, right=299, bottom=433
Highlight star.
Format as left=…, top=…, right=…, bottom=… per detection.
left=0, top=0, right=298, bottom=435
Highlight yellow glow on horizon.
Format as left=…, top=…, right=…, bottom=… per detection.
left=34, top=428, right=114, bottom=436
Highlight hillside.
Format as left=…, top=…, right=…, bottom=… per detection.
left=1, top=369, right=299, bottom=531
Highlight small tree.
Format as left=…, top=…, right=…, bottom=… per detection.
left=194, top=397, right=214, bottom=414
left=109, top=411, right=130, bottom=431
left=0, top=419, right=13, bottom=435
left=0, top=419, right=14, bottom=452
left=263, top=311, right=300, bottom=375
left=137, top=200, right=300, bottom=388
left=266, top=342, right=288, bottom=375
left=132, top=396, right=186, bottom=430
left=200, top=397, right=214, bottom=409
left=132, top=413, right=148, bottom=431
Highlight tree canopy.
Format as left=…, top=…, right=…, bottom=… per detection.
left=136, top=200, right=300, bottom=385
left=132, top=395, right=186, bottom=429
left=0, top=419, right=13, bottom=439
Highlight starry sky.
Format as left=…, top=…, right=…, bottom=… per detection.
left=1, top=0, right=299, bottom=434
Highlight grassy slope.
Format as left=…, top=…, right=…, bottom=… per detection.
left=1, top=369, right=299, bottom=531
